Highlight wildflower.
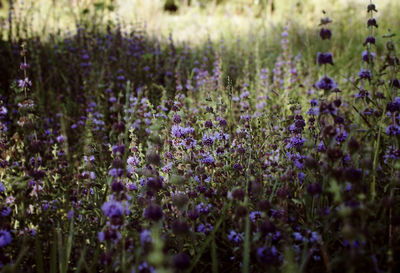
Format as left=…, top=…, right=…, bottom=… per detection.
left=364, top=36, right=376, bottom=45
left=204, top=120, right=213, bottom=128
left=0, top=182, right=5, bottom=192
left=202, top=134, right=215, bottom=146
left=143, top=204, right=163, bottom=221
left=286, top=136, right=306, bottom=149
left=335, top=130, right=348, bottom=143
left=362, top=50, right=375, bottom=63
left=1, top=207, right=11, bottom=217
left=101, top=200, right=125, bottom=218
left=140, top=230, right=152, bottom=246
left=0, top=230, right=12, bottom=247
left=173, top=114, right=181, bottom=123
left=320, top=28, right=332, bottom=40
left=249, top=211, right=263, bottom=222
left=386, top=124, right=400, bottom=136
left=317, top=52, right=334, bottom=65
left=316, top=76, right=337, bottom=90
left=197, top=223, right=213, bottom=234
left=367, top=3, right=378, bottom=12
left=257, top=245, right=278, bottom=265
left=201, top=154, right=214, bottom=165
left=227, top=230, right=244, bottom=244
left=358, top=68, right=371, bottom=80
left=18, top=78, right=32, bottom=88
left=56, top=135, right=66, bottom=143
left=367, top=18, right=378, bottom=28
left=127, top=156, right=139, bottom=166
left=182, top=137, right=197, bottom=149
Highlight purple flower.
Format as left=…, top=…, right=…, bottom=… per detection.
left=0, top=182, right=5, bottom=192
left=197, top=223, right=213, bottom=234
left=364, top=36, right=376, bottom=45
left=257, top=246, right=278, bottom=265
left=386, top=124, right=400, bottom=136
left=202, top=134, right=215, bottom=146
left=320, top=28, right=332, bottom=40
left=227, top=230, right=244, bottom=244
left=127, top=156, right=139, bottom=166
left=335, top=130, right=348, bottom=143
left=18, top=78, right=32, bottom=88
left=1, top=207, right=11, bottom=217
left=316, top=76, right=337, bottom=91
left=317, top=52, right=334, bottom=65
left=109, top=168, right=124, bottom=177
left=0, top=230, right=12, bottom=247
left=140, top=230, right=152, bottom=246
left=358, top=68, right=371, bottom=80
left=197, top=202, right=212, bottom=214
left=249, top=211, right=263, bottom=222
left=201, top=154, right=214, bottom=165
left=182, top=137, right=197, bottom=149
left=56, top=135, right=66, bottom=143
left=286, top=136, right=306, bottom=149
left=362, top=50, right=375, bottom=63
left=367, top=18, right=378, bottom=28
left=143, top=204, right=163, bottom=221
left=101, top=200, right=125, bottom=218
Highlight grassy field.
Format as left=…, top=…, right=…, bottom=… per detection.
left=0, top=0, right=400, bottom=272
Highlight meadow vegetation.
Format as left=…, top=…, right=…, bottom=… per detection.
left=0, top=0, right=400, bottom=272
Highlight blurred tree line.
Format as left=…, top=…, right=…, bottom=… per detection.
left=164, top=0, right=275, bottom=14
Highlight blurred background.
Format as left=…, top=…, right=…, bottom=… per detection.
left=1, top=0, right=399, bottom=42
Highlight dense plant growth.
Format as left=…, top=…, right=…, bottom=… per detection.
left=0, top=1, right=399, bottom=272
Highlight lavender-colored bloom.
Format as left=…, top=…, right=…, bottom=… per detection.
left=126, top=182, right=138, bottom=191
left=317, top=142, right=326, bottom=152
left=143, top=204, right=163, bottom=221
left=316, top=76, right=337, bottom=90
left=0, top=182, right=5, bottom=192
left=386, top=124, right=400, bottom=136
left=364, top=36, right=376, bottom=45
left=182, top=137, right=197, bottom=149
left=0, top=230, right=12, bottom=247
left=101, top=200, right=125, bottom=218
left=355, top=89, right=370, bottom=98
left=127, top=156, right=139, bottom=166
left=358, top=68, right=371, bottom=80
left=293, top=232, right=305, bottom=242
left=201, top=154, right=214, bottom=165
left=202, top=134, right=215, bottom=146
left=109, top=168, right=124, bottom=177
left=197, top=223, right=213, bottom=234
left=18, top=78, right=32, bottom=88
left=140, top=229, right=152, bottom=246
left=320, top=28, right=332, bottom=40
left=317, top=52, right=334, bottom=65
left=249, top=211, right=263, bottom=222
left=362, top=50, right=375, bottom=63
left=197, top=202, right=212, bottom=214
left=286, top=136, right=306, bottom=149
left=227, top=230, right=244, bottom=244
left=257, top=245, right=278, bottom=265
left=335, top=130, right=348, bottom=143
left=98, top=231, right=105, bottom=242
left=1, top=207, right=11, bottom=217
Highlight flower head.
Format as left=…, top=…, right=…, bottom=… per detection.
left=316, top=76, right=337, bottom=91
